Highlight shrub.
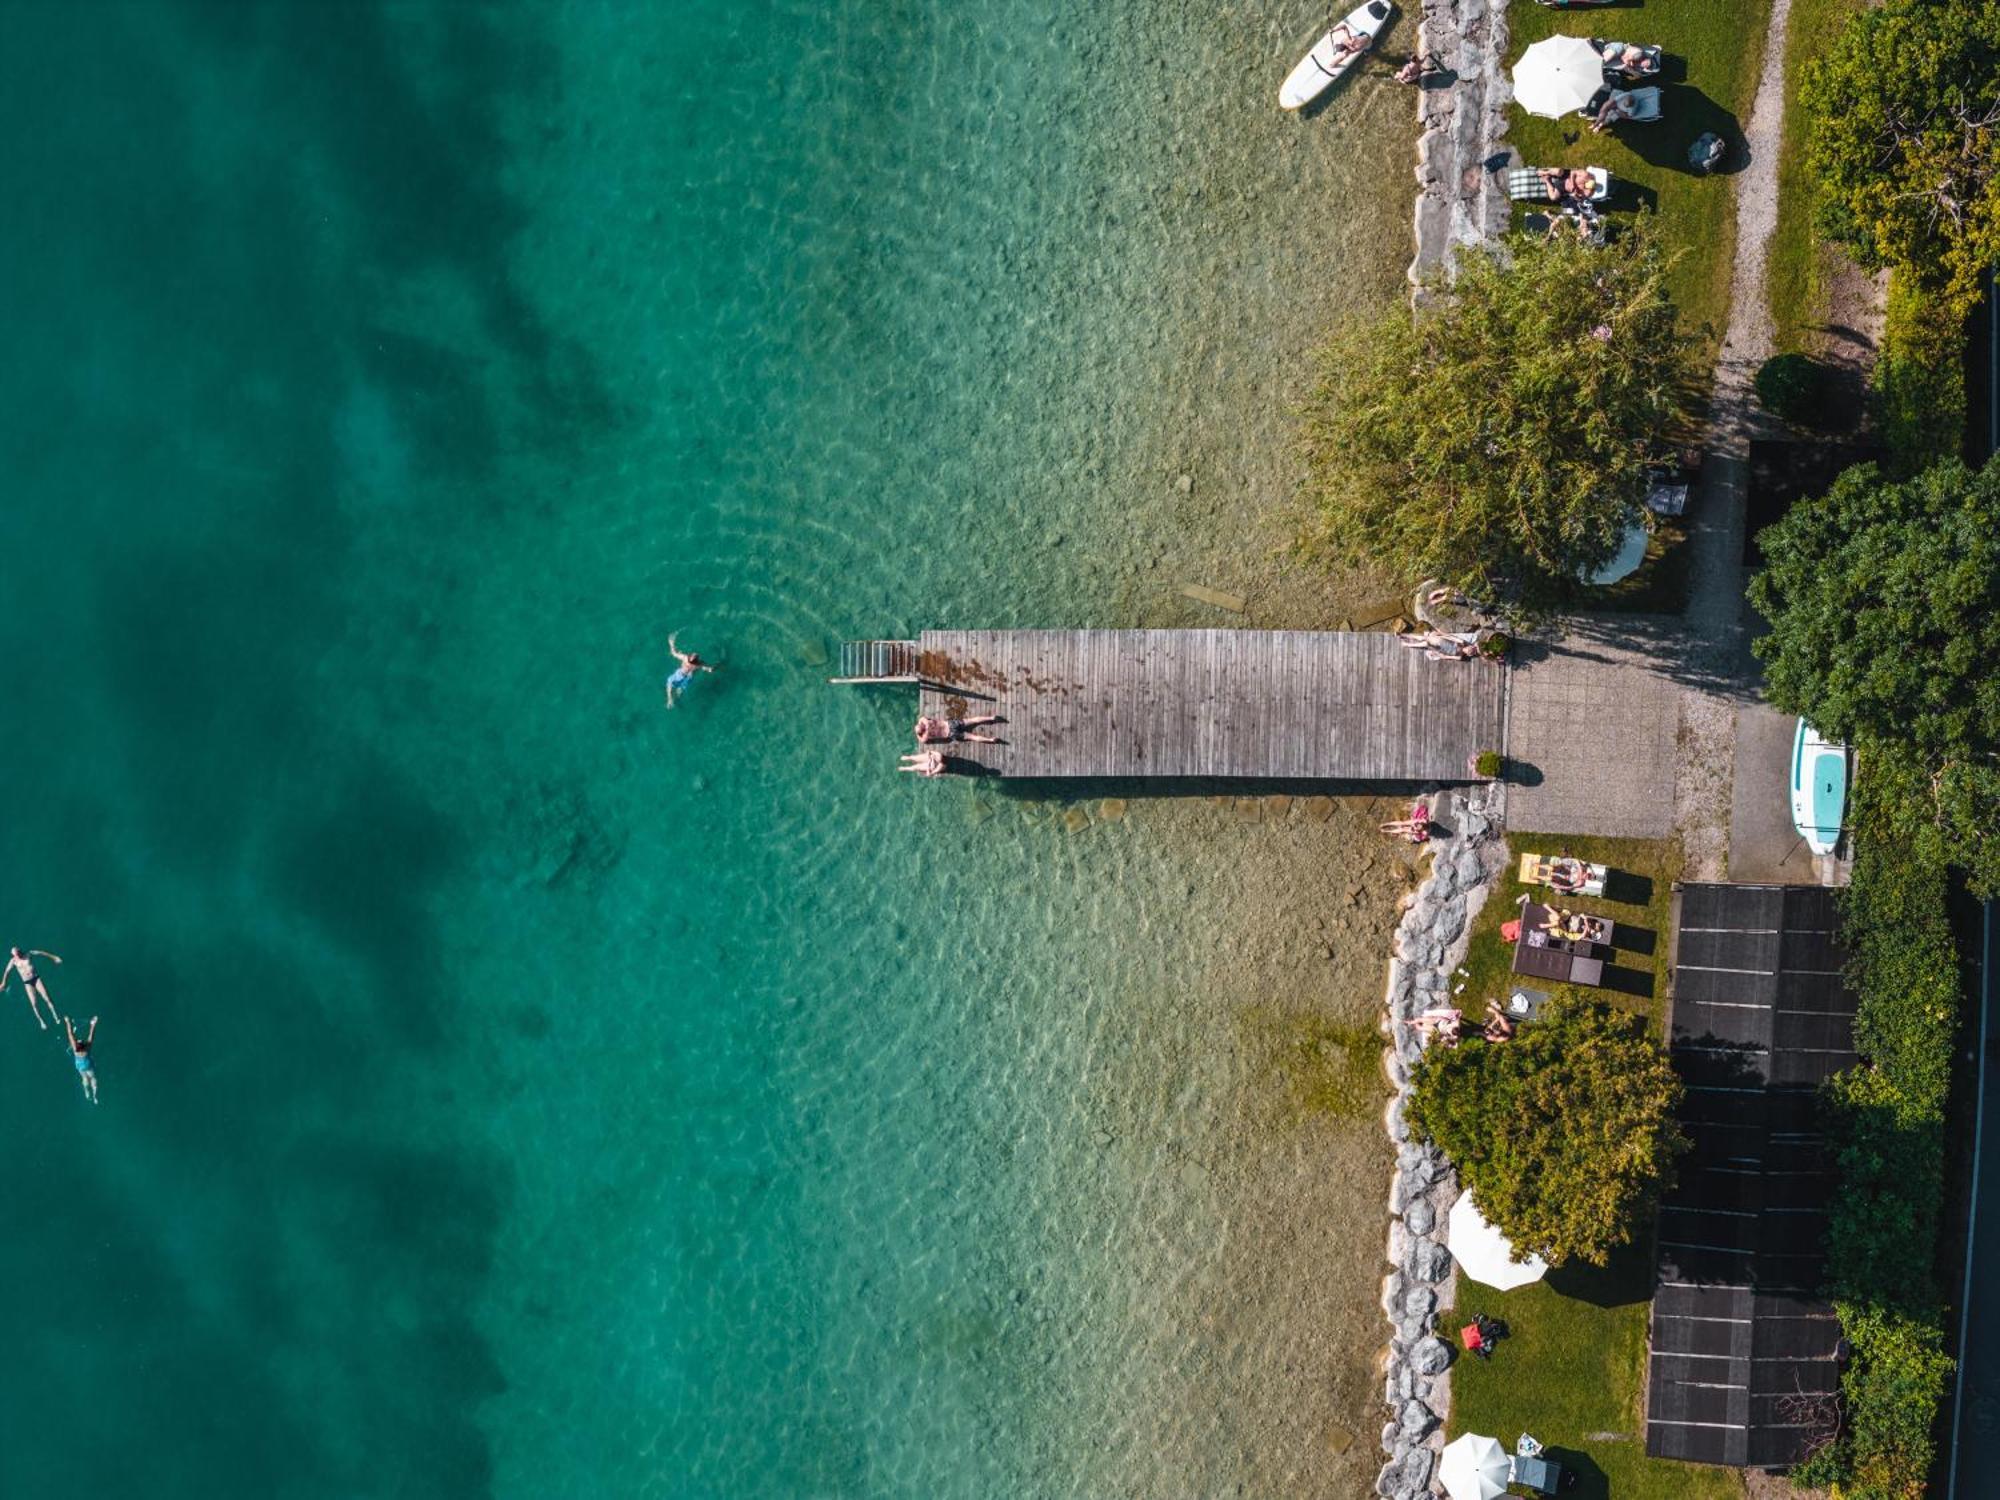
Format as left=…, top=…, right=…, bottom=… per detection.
left=1298, top=219, right=1700, bottom=620
left=1754, top=352, right=1834, bottom=426
left=1473, top=751, right=1503, bottom=778
left=1407, top=996, right=1687, bottom=1266
left=1799, top=766, right=1960, bottom=1495
left=1873, top=273, right=1965, bottom=476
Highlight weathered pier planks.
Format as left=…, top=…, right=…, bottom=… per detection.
left=868, top=629, right=1506, bottom=781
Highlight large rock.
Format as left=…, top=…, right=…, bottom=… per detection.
left=1398, top=1143, right=1434, bottom=1187
left=1387, top=1220, right=1410, bottom=1267
left=1399, top=1399, right=1437, bottom=1441
left=1393, top=1443, right=1436, bottom=1495
left=1380, top=1269, right=1406, bottom=1316
left=1405, top=1197, right=1437, bottom=1237
left=1403, top=1285, right=1437, bottom=1321
left=1380, top=1422, right=1400, bottom=1458
left=1407, top=1240, right=1453, bottom=1283
left=1431, top=895, right=1467, bottom=947
left=1411, top=1335, right=1453, bottom=1375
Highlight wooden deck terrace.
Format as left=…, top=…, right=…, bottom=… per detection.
left=838, top=629, right=1508, bottom=781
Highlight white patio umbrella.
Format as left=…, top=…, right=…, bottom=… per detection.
left=1447, top=1190, right=1549, bottom=1290
left=1438, top=1432, right=1514, bottom=1500
left=1585, top=521, right=1651, bottom=586
left=1512, top=34, right=1606, bottom=118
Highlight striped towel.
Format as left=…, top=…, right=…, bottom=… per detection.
left=1506, top=168, right=1555, bottom=202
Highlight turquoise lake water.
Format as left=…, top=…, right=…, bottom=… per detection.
left=0, top=4, right=1418, bottom=1495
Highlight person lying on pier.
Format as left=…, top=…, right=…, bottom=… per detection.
left=899, top=749, right=950, bottom=777
left=1398, top=628, right=1479, bottom=657
left=1482, top=1000, right=1517, bottom=1043
left=1408, top=1007, right=1463, bottom=1044
left=915, top=714, right=1002, bottom=744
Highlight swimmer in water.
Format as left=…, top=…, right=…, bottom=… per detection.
left=664, top=632, right=715, bottom=708
left=1, top=946, right=62, bottom=1030
left=64, top=1015, right=98, bottom=1103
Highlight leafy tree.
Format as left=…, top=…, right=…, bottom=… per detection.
left=1802, top=0, right=2000, bottom=309
left=1406, top=996, right=1686, bottom=1266
left=1297, top=222, right=1699, bottom=619
left=1749, top=457, right=2000, bottom=892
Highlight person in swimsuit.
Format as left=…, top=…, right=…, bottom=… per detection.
left=1, top=946, right=62, bottom=1030
left=663, top=632, right=715, bottom=708
left=914, top=714, right=1002, bottom=744
left=1325, top=21, right=1372, bottom=59
left=64, top=1015, right=98, bottom=1103
left=899, top=749, right=950, bottom=777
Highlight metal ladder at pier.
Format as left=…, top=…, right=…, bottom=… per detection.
left=830, top=639, right=921, bottom=684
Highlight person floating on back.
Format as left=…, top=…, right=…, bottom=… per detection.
left=1, top=946, right=63, bottom=1030
left=64, top=1015, right=98, bottom=1103
left=664, top=632, right=715, bottom=708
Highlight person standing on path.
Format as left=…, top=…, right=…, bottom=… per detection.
left=663, top=632, right=715, bottom=708
left=1, top=946, right=62, bottom=1030
left=63, top=1015, right=98, bottom=1103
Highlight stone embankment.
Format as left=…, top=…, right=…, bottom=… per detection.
left=1374, top=789, right=1506, bottom=1499
left=1411, top=0, right=1514, bottom=281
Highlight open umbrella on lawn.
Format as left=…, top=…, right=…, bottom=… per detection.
left=1448, top=1190, right=1549, bottom=1290
left=1511, top=34, right=1605, bottom=117
left=1438, top=1432, right=1514, bottom=1500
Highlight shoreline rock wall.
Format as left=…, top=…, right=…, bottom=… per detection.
left=1411, top=0, right=1514, bottom=283
left=1374, top=789, right=1506, bottom=1499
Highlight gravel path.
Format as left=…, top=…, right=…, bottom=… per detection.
left=1671, top=0, right=1793, bottom=880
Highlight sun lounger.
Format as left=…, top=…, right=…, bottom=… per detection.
left=1507, top=166, right=1611, bottom=203
left=1593, top=39, right=1663, bottom=78
left=1518, top=852, right=1608, bottom=896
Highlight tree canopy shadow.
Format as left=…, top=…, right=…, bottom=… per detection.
left=1546, top=1234, right=1655, bottom=1307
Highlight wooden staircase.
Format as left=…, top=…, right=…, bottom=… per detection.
left=830, top=640, right=921, bottom=684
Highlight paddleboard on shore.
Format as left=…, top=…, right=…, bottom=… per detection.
left=1790, top=719, right=1848, bottom=856
left=1280, top=1, right=1395, bottom=110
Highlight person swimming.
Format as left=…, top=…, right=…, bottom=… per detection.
left=64, top=1015, right=97, bottom=1103
left=1, top=946, right=63, bottom=1030
left=664, top=631, right=715, bottom=708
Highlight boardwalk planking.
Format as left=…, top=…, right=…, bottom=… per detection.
left=908, top=629, right=1506, bottom=780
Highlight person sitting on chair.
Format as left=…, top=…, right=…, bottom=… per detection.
left=1591, top=90, right=1637, bottom=132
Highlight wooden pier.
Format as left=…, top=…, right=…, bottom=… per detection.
left=836, top=630, right=1507, bottom=781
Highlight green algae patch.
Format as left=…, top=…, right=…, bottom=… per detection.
left=1246, top=1009, right=1385, bottom=1124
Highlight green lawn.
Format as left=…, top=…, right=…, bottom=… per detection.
left=1766, top=0, right=1868, bottom=354
left=1451, top=833, right=1680, bottom=1032
left=1444, top=834, right=1742, bottom=1499
left=1449, top=1253, right=1742, bottom=1500
left=1505, top=0, right=1776, bottom=347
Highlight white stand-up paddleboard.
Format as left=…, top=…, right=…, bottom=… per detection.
left=1280, top=1, right=1396, bottom=110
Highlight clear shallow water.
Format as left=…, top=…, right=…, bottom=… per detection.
left=0, top=4, right=1416, bottom=1496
